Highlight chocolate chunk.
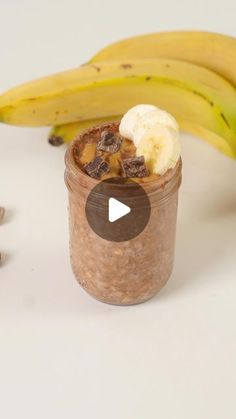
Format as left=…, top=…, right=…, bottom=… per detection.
left=121, top=156, right=149, bottom=178
left=97, top=130, right=122, bottom=153
left=84, top=156, right=110, bottom=179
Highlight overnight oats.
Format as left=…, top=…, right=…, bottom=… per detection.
left=65, top=104, right=182, bottom=305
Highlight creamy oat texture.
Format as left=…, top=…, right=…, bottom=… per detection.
left=65, top=122, right=182, bottom=305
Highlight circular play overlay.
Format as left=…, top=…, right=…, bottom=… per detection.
left=85, top=177, right=151, bottom=242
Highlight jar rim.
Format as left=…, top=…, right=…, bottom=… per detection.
left=64, top=121, right=182, bottom=195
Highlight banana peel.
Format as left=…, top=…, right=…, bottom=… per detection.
left=50, top=116, right=235, bottom=158
left=0, top=56, right=236, bottom=158
left=50, top=31, right=236, bottom=157
left=90, top=31, right=236, bottom=88
left=48, top=115, right=121, bottom=145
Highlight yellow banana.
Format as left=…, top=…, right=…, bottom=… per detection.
left=50, top=117, right=234, bottom=157
left=90, top=31, right=236, bottom=87
left=48, top=115, right=121, bottom=144
left=0, top=58, right=236, bottom=157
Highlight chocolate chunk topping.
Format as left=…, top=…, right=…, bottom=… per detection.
left=84, top=156, right=110, bottom=179
left=121, top=156, right=149, bottom=178
left=97, top=130, right=122, bottom=153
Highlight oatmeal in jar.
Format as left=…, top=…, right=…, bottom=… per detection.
left=65, top=105, right=182, bottom=305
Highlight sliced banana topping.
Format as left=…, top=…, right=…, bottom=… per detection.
left=133, top=108, right=179, bottom=147
left=119, top=104, right=181, bottom=175
left=136, top=125, right=180, bottom=175
left=119, top=104, right=157, bottom=140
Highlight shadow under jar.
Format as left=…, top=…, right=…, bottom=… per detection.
left=65, top=122, right=182, bottom=305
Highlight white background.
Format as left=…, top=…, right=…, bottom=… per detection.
left=0, top=0, right=236, bottom=418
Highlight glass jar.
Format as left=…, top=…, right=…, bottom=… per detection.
left=65, top=122, right=182, bottom=305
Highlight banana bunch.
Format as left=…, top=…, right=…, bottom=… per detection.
left=1, top=31, right=236, bottom=158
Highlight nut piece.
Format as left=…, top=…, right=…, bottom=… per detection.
left=0, top=207, right=5, bottom=223
left=121, top=156, right=149, bottom=178
left=97, top=130, right=122, bottom=153
left=84, top=156, right=110, bottom=179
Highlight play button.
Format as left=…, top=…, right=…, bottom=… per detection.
left=108, top=198, right=131, bottom=222
left=85, top=177, right=151, bottom=242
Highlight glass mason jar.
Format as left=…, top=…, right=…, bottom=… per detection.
left=65, top=122, right=182, bottom=305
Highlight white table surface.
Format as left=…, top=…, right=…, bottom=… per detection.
left=0, top=1, right=236, bottom=418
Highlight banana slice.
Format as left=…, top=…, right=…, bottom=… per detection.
left=136, top=125, right=181, bottom=175
left=119, top=104, right=157, bottom=140
left=133, top=109, right=179, bottom=147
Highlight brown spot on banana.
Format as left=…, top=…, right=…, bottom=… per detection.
left=90, top=64, right=101, bottom=72
left=120, top=64, right=133, bottom=69
left=220, top=112, right=230, bottom=128
left=188, top=89, right=231, bottom=130
left=192, top=90, right=214, bottom=107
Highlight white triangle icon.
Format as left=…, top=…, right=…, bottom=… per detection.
left=108, top=197, right=131, bottom=223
